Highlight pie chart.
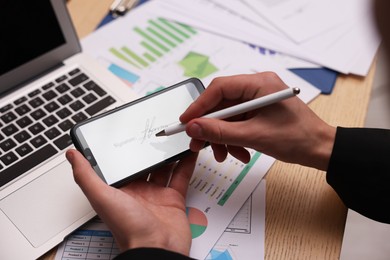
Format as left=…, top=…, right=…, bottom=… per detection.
left=187, top=207, right=208, bottom=239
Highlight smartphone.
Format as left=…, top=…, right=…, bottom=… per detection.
left=70, top=78, right=205, bottom=186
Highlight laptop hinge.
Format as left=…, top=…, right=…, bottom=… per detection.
left=0, top=62, right=65, bottom=99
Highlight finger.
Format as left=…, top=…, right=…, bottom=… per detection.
left=189, top=138, right=207, bottom=152
left=186, top=118, right=251, bottom=147
left=180, top=74, right=260, bottom=123
left=188, top=138, right=228, bottom=162
left=211, top=143, right=228, bottom=162
left=147, top=163, right=176, bottom=187
left=180, top=72, right=291, bottom=126
left=66, top=149, right=112, bottom=203
left=227, top=145, right=251, bottom=163
left=169, top=152, right=198, bottom=197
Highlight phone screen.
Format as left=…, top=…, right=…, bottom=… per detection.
left=71, top=78, right=204, bottom=186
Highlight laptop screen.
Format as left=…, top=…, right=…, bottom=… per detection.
left=0, top=0, right=81, bottom=95
left=0, top=1, right=65, bottom=75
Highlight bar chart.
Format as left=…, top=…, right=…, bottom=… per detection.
left=109, top=18, right=198, bottom=70
left=189, top=147, right=261, bottom=206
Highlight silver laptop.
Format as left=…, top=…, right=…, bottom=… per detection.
left=0, top=1, right=135, bottom=259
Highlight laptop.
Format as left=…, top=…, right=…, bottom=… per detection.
left=0, top=1, right=136, bottom=259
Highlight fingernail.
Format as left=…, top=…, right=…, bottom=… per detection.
left=65, top=150, right=74, bottom=163
left=188, top=123, right=203, bottom=138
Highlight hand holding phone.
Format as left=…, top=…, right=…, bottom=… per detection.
left=70, top=78, right=205, bottom=186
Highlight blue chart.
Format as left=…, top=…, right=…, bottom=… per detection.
left=207, top=247, right=235, bottom=260
left=104, top=61, right=164, bottom=96
left=59, top=229, right=119, bottom=259
left=107, top=63, right=140, bottom=87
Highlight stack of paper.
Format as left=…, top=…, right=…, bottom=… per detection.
left=154, top=0, right=381, bottom=76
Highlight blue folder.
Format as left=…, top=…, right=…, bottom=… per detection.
left=250, top=46, right=338, bottom=94
left=289, top=68, right=338, bottom=94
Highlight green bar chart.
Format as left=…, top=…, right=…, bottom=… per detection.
left=178, top=51, right=218, bottom=79
left=109, top=18, right=197, bottom=70
left=217, top=152, right=261, bottom=206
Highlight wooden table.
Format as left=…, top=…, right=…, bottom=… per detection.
left=41, top=0, right=378, bottom=259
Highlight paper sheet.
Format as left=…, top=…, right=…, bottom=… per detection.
left=81, top=1, right=320, bottom=101
left=243, top=0, right=350, bottom=43
left=340, top=210, right=390, bottom=260
left=155, top=0, right=380, bottom=75
left=185, top=148, right=271, bottom=259
left=54, top=181, right=266, bottom=260
left=206, top=181, right=266, bottom=260
left=54, top=219, right=119, bottom=260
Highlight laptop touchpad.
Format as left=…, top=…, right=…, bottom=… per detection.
left=0, top=161, right=93, bottom=247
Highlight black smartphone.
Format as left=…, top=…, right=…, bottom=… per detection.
left=70, top=78, right=205, bottom=186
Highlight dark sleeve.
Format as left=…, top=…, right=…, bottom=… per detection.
left=114, top=248, right=196, bottom=260
left=326, top=127, right=390, bottom=223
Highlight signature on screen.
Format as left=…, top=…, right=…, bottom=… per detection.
left=113, top=117, right=170, bottom=148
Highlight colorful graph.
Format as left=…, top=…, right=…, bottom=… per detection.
left=109, top=18, right=197, bottom=70
left=207, top=247, right=236, bottom=260
left=178, top=51, right=218, bottom=78
left=217, top=151, right=260, bottom=206
left=207, top=249, right=233, bottom=260
left=189, top=148, right=261, bottom=206
left=187, top=207, right=208, bottom=239
left=107, top=63, right=140, bottom=87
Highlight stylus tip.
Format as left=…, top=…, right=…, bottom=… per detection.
left=155, top=130, right=165, bottom=137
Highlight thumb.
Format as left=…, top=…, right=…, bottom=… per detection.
left=66, top=149, right=108, bottom=199
left=186, top=118, right=249, bottom=147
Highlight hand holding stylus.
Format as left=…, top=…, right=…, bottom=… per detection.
left=156, top=87, right=300, bottom=137
left=178, top=73, right=335, bottom=171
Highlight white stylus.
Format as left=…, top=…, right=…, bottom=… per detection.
left=155, top=87, right=300, bottom=137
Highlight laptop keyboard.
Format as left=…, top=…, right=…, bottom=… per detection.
left=0, top=68, right=117, bottom=187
